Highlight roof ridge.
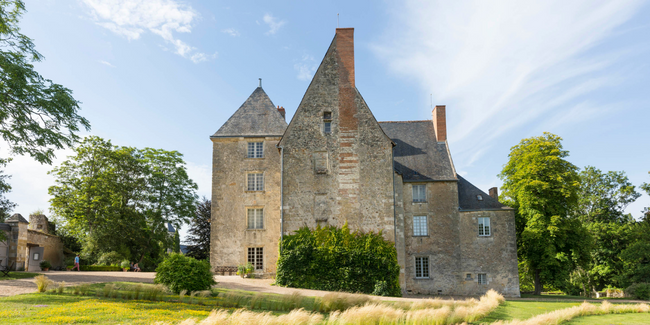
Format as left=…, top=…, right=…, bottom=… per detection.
left=379, top=120, right=431, bottom=124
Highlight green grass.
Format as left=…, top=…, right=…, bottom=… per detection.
left=478, top=301, right=582, bottom=323
left=520, top=293, right=631, bottom=301
left=0, top=272, right=41, bottom=281
left=565, top=313, right=650, bottom=325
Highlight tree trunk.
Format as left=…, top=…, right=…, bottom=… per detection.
left=534, top=268, right=543, bottom=295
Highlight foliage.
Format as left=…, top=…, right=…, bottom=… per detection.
left=619, top=218, right=650, bottom=286
left=79, top=265, right=122, bottom=271
left=499, top=132, right=590, bottom=295
left=236, top=262, right=254, bottom=278
left=0, top=159, right=16, bottom=226
left=276, top=223, right=401, bottom=296
left=172, top=231, right=180, bottom=253
left=154, top=253, right=216, bottom=294
left=48, top=136, right=198, bottom=266
left=120, top=260, right=130, bottom=269
left=625, top=283, right=650, bottom=300
left=39, top=260, right=51, bottom=270
left=642, top=172, right=650, bottom=220
left=185, top=198, right=211, bottom=260
left=97, top=251, right=126, bottom=266
left=371, top=280, right=391, bottom=296
left=574, top=167, right=640, bottom=223
left=0, top=0, right=91, bottom=165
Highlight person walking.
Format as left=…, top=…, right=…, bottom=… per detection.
left=73, top=254, right=80, bottom=271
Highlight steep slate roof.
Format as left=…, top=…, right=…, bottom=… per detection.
left=457, top=175, right=510, bottom=210
left=379, top=121, right=456, bottom=181
left=212, top=87, right=288, bottom=137
left=5, top=213, right=28, bottom=223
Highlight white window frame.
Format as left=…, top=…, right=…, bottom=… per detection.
left=247, top=142, right=264, bottom=158
left=247, top=208, right=264, bottom=229
left=415, top=256, right=429, bottom=279
left=412, top=184, right=426, bottom=203
left=248, top=247, right=263, bottom=270
left=247, top=173, right=264, bottom=191
left=478, top=273, right=488, bottom=285
left=413, top=216, right=428, bottom=236
left=478, top=217, right=491, bottom=236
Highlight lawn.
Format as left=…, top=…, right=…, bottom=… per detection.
left=478, top=300, right=582, bottom=323
left=565, top=313, right=650, bottom=325
left=0, top=272, right=41, bottom=281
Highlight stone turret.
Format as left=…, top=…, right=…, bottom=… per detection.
left=29, top=214, right=49, bottom=234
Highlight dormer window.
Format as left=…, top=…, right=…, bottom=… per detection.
left=323, top=112, right=332, bottom=134
left=477, top=195, right=483, bottom=201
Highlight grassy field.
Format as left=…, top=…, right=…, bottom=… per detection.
left=0, top=282, right=647, bottom=324
left=0, top=272, right=41, bottom=281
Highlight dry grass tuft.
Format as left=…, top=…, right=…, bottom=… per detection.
left=34, top=275, right=53, bottom=293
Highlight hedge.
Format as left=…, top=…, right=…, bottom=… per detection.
left=276, top=223, right=401, bottom=296
left=79, top=265, right=122, bottom=271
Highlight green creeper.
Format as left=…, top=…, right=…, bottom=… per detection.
left=499, top=132, right=590, bottom=295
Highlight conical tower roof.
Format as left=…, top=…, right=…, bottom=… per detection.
left=212, top=87, right=288, bottom=137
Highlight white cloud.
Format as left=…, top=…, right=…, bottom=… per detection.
left=294, top=54, right=317, bottom=81
left=263, top=13, right=286, bottom=35
left=221, top=28, right=240, bottom=37
left=375, top=0, right=645, bottom=166
left=98, top=60, right=115, bottom=67
left=82, top=0, right=213, bottom=63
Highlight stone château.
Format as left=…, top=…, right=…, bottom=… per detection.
left=210, top=28, right=520, bottom=297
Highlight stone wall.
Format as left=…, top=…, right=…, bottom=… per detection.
left=26, top=229, right=64, bottom=268
left=458, top=210, right=520, bottom=297
left=28, top=214, right=49, bottom=233
left=211, top=136, right=282, bottom=275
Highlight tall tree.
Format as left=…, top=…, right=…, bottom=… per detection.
left=48, top=136, right=197, bottom=265
left=185, top=198, right=210, bottom=261
left=499, top=132, right=590, bottom=295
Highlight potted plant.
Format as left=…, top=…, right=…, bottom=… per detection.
left=120, top=260, right=130, bottom=272
left=39, top=260, right=52, bottom=272
left=236, top=262, right=254, bottom=278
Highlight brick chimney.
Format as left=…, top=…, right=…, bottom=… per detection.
left=432, top=105, right=446, bottom=142
left=336, top=28, right=355, bottom=88
left=489, top=187, right=498, bottom=200
left=277, top=105, right=285, bottom=120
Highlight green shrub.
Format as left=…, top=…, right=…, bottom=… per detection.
left=98, top=251, right=126, bottom=266
left=236, top=262, right=254, bottom=278
left=39, top=260, right=52, bottom=270
left=120, top=260, right=130, bottom=269
left=276, top=223, right=401, bottom=296
left=154, top=253, right=216, bottom=294
left=625, top=283, right=650, bottom=300
left=80, top=265, right=122, bottom=271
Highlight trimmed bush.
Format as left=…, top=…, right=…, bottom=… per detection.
left=120, top=260, right=130, bottom=269
left=155, top=253, right=216, bottom=294
left=626, top=283, right=650, bottom=300
left=276, top=224, right=401, bottom=296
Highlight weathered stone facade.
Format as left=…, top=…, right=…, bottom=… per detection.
left=0, top=214, right=64, bottom=271
left=210, top=28, right=520, bottom=297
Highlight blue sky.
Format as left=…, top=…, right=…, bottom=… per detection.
left=5, top=0, right=650, bottom=240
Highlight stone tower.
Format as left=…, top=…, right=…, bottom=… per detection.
left=278, top=28, right=395, bottom=239
left=210, top=87, right=288, bottom=274
left=28, top=214, right=49, bottom=234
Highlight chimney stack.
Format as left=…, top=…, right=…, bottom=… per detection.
left=335, top=28, right=355, bottom=88
left=277, top=106, right=286, bottom=120
left=489, top=187, right=498, bottom=200
left=432, top=105, right=446, bottom=142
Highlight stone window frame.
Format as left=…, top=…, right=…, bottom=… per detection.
left=246, top=207, right=264, bottom=230
left=246, top=172, right=264, bottom=191
left=322, top=111, right=333, bottom=135
left=478, top=273, right=488, bottom=285
left=247, top=141, right=264, bottom=159
left=478, top=217, right=491, bottom=236
left=414, top=256, right=430, bottom=279
left=247, top=247, right=264, bottom=271
left=412, top=184, right=426, bottom=203
left=412, top=215, right=428, bottom=237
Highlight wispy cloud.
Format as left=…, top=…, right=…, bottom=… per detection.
left=81, top=0, right=213, bottom=63
left=98, top=60, right=115, bottom=67
left=294, top=54, right=317, bottom=81
left=221, top=28, right=240, bottom=37
left=263, top=13, right=286, bottom=35
left=375, top=0, right=645, bottom=166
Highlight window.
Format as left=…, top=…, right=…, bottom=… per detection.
left=413, top=216, right=428, bottom=236
left=248, top=247, right=263, bottom=270
left=466, top=273, right=473, bottom=281
left=247, top=208, right=264, bottom=229
left=323, top=112, right=332, bottom=134
left=478, top=217, right=491, bottom=236
left=478, top=273, right=487, bottom=285
left=247, top=173, right=264, bottom=191
left=247, top=142, right=264, bottom=158
left=477, top=194, right=483, bottom=201
left=412, top=184, right=426, bottom=202
left=415, top=257, right=429, bottom=278
left=33, top=253, right=40, bottom=260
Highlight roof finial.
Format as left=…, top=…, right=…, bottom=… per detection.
left=259, top=78, right=262, bottom=88
left=337, top=13, right=339, bottom=28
